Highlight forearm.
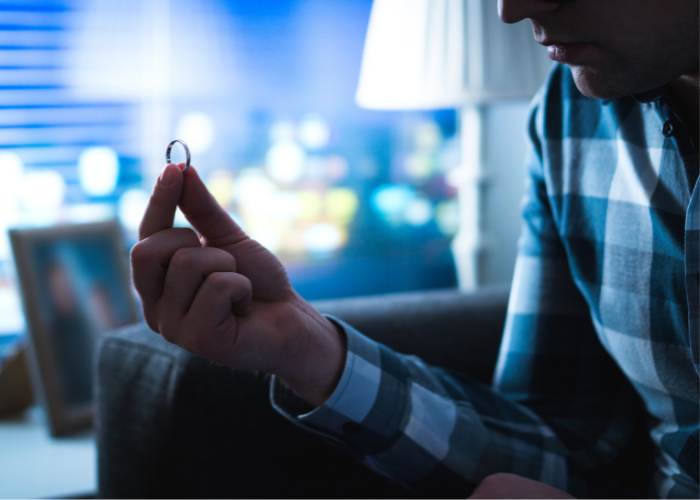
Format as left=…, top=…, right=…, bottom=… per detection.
left=272, top=319, right=573, bottom=498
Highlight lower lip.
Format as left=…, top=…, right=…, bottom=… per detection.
left=547, top=43, right=592, bottom=63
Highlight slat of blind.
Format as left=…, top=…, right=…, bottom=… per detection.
left=0, top=1, right=138, bottom=203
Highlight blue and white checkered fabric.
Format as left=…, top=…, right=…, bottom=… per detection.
left=271, top=64, right=699, bottom=499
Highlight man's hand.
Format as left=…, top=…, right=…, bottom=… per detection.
left=469, top=473, right=575, bottom=499
left=130, top=162, right=346, bottom=407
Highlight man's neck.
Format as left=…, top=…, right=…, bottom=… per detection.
left=667, top=71, right=699, bottom=149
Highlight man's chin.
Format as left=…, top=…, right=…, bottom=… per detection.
left=568, top=65, right=640, bottom=100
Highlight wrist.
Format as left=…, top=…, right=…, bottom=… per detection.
left=276, top=294, right=347, bottom=407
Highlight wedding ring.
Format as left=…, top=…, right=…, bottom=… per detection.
left=165, top=139, right=191, bottom=171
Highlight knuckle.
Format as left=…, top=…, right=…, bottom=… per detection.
left=215, top=249, right=237, bottom=271
left=169, top=247, right=198, bottom=272
left=178, top=333, right=201, bottom=354
left=206, top=272, right=231, bottom=294
left=130, top=241, right=155, bottom=267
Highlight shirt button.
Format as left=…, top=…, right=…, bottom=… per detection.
left=662, top=120, right=674, bottom=137
left=342, top=422, right=361, bottom=435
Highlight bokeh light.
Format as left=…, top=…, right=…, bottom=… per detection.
left=414, top=120, right=441, bottom=150
left=251, top=227, right=281, bottom=253
left=19, top=170, right=66, bottom=212
left=297, top=190, right=323, bottom=220
left=78, top=146, right=120, bottom=197
left=118, top=188, right=150, bottom=232
left=270, top=191, right=302, bottom=220
left=405, top=153, right=433, bottom=179
left=266, top=141, right=307, bottom=184
left=303, top=222, right=343, bottom=257
left=435, top=199, right=460, bottom=236
left=405, top=197, right=433, bottom=226
left=371, top=184, right=415, bottom=223
left=326, top=187, right=359, bottom=224
left=63, top=203, right=115, bottom=223
left=206, top=169, right=235, bottom=208
left=234, top=168, right=277, bottom=211
left=298, top=114, right=331, bottom=150
left=0, top=152, right=24, bottom=223
left=176, top=113, right=215, bottom=154
left=0, top=152, right=23, bottom=186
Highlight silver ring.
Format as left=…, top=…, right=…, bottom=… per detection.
left=165, top=139, right=191, bottom=171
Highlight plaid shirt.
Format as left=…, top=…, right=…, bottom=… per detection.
left=272, top=64, right=699, bottom=499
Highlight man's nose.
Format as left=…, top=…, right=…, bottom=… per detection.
left=498, top=0, right=560, bottom=24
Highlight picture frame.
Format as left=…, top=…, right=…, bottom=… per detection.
left=10, top=220, right=139, bottom=436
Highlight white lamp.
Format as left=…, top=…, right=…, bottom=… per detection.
left=356, top=0, right=551, bottom=289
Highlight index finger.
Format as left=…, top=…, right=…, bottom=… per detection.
left=139, top=163, right=185, bottom=240
left=178, top=165, right=248, bottom=247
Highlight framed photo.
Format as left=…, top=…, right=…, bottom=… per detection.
left=10, top=220, right=139, bottom=436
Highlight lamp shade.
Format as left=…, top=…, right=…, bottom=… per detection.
left=355, top=0, right=553, bottom=109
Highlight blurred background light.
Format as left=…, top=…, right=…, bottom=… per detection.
left=303, top=222, right=343, bottom=257
left=298, top=114, right=331, bottom=150
left=405, top=197, right=432, bottom=226
left=325, top=188, right=359, bottom=224
left=270, top=192, right=302, bottom=220
left=414, top=120, right=441, bottom=150
left=0, top=152, right=24, bottom=222
left=251, top=228, right=281, bottom=253
left=266, top=141, right=307, bottom=184
left=206, top=170, right=235, bottom=207
left=0, top=153, right=23, bottom=186
left=176, top=113, right=215, bottom=154
left=297, top=190, right=323, bottom=221
left=19, top=170, right=66, bottom=212
left=78, top=147, right=120, bottom=197
left=63, top=203, right=115, bottom=224
left=118, top=189, right=150, bottom=232
left=405, top=153, right=433, bottom=179
left=234, top=168, right=277, bottom=211
left=371, top=184, right=415, bottom=223
left=435, top=199, right=460, bottom=236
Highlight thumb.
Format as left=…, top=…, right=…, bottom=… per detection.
left=178, top=165, right=248, bottom=246
left=179, top=165, right=291, bottom=300
left=138, top=163, right=185, bottom=240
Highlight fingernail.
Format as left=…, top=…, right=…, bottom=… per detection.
left=159, top=166, right=174, bottom=187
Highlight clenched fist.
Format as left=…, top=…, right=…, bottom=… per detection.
left=130, top=162, right=346, bottom=406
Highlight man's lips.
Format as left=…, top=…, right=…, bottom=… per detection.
left=538, top=40, right=594, bottom=64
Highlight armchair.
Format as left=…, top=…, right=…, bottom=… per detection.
left=96, top=285, right=510, bottom=498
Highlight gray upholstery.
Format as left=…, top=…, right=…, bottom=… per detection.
left=96, top=285, right=510, bottom=498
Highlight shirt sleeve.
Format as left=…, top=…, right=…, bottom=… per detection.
left=271, top=96, right=647, bottom=499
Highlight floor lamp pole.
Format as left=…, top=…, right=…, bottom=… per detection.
left=451, top=104, right=486, bottom=291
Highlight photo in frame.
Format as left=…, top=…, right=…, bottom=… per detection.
left=10, top=220, right=139, bottom=436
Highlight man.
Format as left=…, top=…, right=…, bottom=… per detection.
left=130, top=0, right=698, bottom=497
